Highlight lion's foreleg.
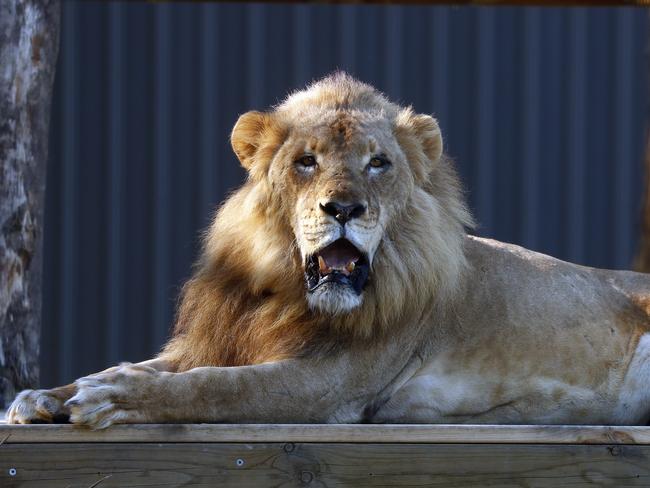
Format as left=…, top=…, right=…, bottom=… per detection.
left=172, top=360, right=365, bottom=423
left=63, top=348, right=411, bottom=428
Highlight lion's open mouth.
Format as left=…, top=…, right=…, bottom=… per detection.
left=305, top=239, right=370, bottom=295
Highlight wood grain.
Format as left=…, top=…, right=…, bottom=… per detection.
left=1, top=423, right=650, bottom=444
left=2, top=425, right=649, bottom=486
left=1, top=442, right=649, bottom=487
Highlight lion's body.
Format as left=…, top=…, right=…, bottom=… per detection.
left=373, top=236, right=650, bottom=424
left=8, top=73, right=650, bottom=427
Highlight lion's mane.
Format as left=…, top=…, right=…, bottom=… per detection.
left=161, top=74, right=473, bottom=371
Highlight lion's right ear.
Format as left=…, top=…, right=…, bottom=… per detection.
left=231, top=111, right=275, bottom=171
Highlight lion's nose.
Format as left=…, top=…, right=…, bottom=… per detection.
left=320, top=201, right=366, bottom=225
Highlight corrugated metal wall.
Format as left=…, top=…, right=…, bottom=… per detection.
left=41, top=2, right=648, bottom=387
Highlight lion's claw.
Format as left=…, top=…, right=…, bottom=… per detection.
left=6, top=389, right=70, bottom=424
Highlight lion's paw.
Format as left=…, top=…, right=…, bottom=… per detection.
left=65, top=364, right=158, bottom=429
left=6, top=389, right=70, bottom=424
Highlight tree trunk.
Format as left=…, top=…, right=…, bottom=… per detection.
left=0, top=0, right=60, bottom=407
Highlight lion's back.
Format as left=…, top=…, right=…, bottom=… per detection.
left=460, top=234, right=650, bottom=336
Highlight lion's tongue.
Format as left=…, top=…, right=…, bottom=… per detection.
left=318, top=241, right=361, bottom=275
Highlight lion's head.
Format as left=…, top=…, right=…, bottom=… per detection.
left=164, top=73, right=474, bottom=368
left=223, top=73, right=473, bottom=324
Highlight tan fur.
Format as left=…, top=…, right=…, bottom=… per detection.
left=9, top=74, right=650, bottom=428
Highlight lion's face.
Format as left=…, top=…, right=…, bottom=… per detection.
left=230, top=75, right=458, bottom=317
left=271, top=110, right=417, bottom=314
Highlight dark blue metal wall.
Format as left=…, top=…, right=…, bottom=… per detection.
left=41, top=2, right=648, bottom=387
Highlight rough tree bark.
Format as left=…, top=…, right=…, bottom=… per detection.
left=0, top=0, right=60, bottom=407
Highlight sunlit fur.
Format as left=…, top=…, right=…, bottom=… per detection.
left=160, top=73, right=474, bottom=371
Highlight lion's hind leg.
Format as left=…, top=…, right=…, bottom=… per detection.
left=614, top=333, right=650, bottom=425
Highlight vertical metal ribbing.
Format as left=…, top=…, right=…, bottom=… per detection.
left=612, top=9, right=636, bottom=269
left=384, top=6, right=403, bottom=101
left=199, top=3, right=219, bottom=224
left=539, top=11, right=564, bottom=259
left=430, top=7, right=449, bottom=134
left=292, top=5, right=311, bottom=87
left=339, top=5, right=356, bottom=73
left=566, top=9, right=587, bottom=263
left=60, top=2, right=78, bottom=385
left=521, top=8, right=541, bottom=250
left=246, top=4, right=265, bottom=109
left=152, top=3, right=171, bottom=353
left=107, top=1, right=124, bottom=365
left=475, top=7, right=496, bottom=235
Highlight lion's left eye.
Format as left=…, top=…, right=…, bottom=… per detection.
left=367, top=156, right=391, bottom=173
left=297, top=155, right=317, bottom=167
left=294, top=154, right=318, bottom=174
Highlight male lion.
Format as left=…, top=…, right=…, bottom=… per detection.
left=8, top=73, right=650, bottom=428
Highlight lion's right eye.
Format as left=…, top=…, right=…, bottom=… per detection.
left=295, top=155, right=317, bottom=172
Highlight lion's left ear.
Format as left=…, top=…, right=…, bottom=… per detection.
left=231, top=111, right=276, bottom=172
left=410, top=113, right=443, bottom=163
left=395, top=109, right=443, bottom=182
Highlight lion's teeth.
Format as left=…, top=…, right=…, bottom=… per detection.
left=318, top=255, right=330, bottom=274
left=346, top=261, right=355, bottom=273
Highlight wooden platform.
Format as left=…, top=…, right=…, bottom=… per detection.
left=2, top=423, right=650, bottom=487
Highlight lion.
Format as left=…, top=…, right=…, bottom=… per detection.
left=8, top=73, right=650, bottom=428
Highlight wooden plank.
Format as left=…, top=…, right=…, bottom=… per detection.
left=2, top=423, right=650, bottom=444
left=1, top=442, right=649, bottom=487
